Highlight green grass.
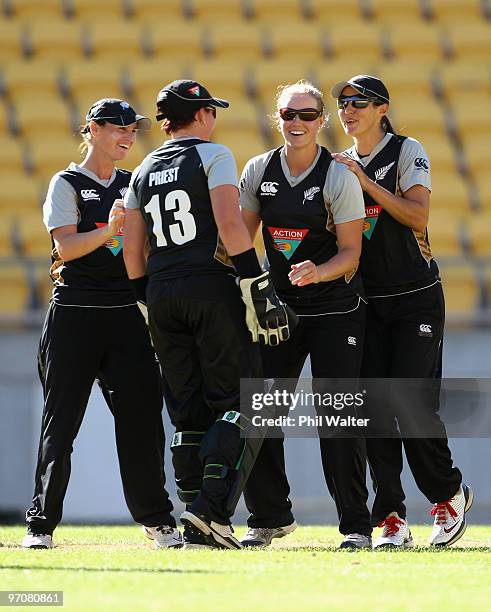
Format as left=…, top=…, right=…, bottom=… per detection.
left=1, top=525, right=490, bottom=611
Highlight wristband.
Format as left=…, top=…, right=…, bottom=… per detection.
left=129, top=275, right=148, bottom=303
left=230, top=248, right=263, bottom=279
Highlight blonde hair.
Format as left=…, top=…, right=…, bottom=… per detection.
left=272, top=79, right=328, bottom=131
left=77, top=119, right=108, bottom=154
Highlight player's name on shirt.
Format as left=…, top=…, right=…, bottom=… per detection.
left=149, top=167, right=180, bottom=186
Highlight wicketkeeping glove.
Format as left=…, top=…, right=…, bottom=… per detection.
left=239, top=271, right=298, bottom=346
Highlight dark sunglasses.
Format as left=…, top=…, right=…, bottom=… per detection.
left=337, top=96, right=379, bottom=110
left=204, top=106, right=217, bottom=118
left=279, top=107, right=323, bottom=122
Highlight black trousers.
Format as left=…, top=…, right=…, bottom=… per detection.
left=243, top=301, right=373, bottom=536
left=26, top=302, right=175, bottom=535
left=148, top=274, right=262, bottom=524
left=363, top=283, right=462, bottom=525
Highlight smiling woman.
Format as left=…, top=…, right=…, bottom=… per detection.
left=238, top=80, right=373, bottom=550
left=21, top=98, right=182, bottom=551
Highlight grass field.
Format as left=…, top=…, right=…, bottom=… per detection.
left=1, top=525, right=490, bottom=611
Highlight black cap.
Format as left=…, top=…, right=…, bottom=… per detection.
left=86, top=98, right=151, bottom=130
left=156, top=79, right=229, bottom=120
left=330, top=75, right=390, bottom=103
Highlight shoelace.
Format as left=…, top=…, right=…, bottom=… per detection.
left=155, top=525, right=175, bottom=535
left=246, top=527, right=270, bottom=538
left=378, top=515, right=405, bottom=537
left=430, top=499, right=458, bottom=524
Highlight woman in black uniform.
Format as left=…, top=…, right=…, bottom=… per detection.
left=331, top=75, right=472, bottom=547
left=239, top=80, right=372, bottom=549
left=21, top=99, right=181, bottom=550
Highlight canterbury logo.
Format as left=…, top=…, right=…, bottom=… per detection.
left=374, top=162, right=395, bottom=182
left=81, top=189, right=100, bottom=200
left=419, top=324, right=433, bottom=336
left=415, top=157, right=429, bottom=172
left=260, top=181, right=279, bottom=195
left=302, top=186, right=320, bottom=205
left=119, top=187, right=128, bottom=197
left=347, top=336, right=357, bottom=346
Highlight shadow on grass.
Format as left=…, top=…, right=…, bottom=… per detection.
left=0, top=565, right=224, bottom=574
left=250, top=545, right=491, bottom=553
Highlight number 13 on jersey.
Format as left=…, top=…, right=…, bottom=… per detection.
left=144, top=189, right=197, bottom=247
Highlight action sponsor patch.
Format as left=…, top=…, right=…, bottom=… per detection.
left=95, top=222, right=123, bottom=256
left=268, top=226, right=309, bottom=260
left=363, top=204, right=382, bottom=240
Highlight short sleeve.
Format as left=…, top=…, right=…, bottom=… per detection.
left=196, top=143, right=238, bottom=190
left=324, top=161, right=365, bottom=225
left=123, top=164, right=142, bottom=210
left=398, top=137, right=432, bottom=193
left=43, top=173, right=79, bottom=233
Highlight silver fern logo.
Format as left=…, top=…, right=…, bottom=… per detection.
left=119, top=187, right=128, bottom=197
left=374, top=162, right=395, bottom=182
left=302, top=186, right=321, bottom=205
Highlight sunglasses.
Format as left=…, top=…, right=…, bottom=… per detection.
left=279, top=107, right=323, bottom=122
left=204, top=106, right=217, bottom=118
left=337, top=96, right=379, bottom=110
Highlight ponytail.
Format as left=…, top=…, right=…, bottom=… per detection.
left=381, top=115, right=396, bottom=135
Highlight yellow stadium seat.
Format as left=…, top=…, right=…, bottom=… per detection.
left=5, top=0, right=64, bottom=19
left=87, top=22, right=144, bottom=60
left=34, top=261, right=54, bottom=309
left=466, top=211, right=491, bottom=256
left=149, top=22, right=205, bottom=61
left=376, top=62, right=437, bottom=98
left=366, top=0, right=424, bottom=23
left=14, top=94, right=74, bottom=137
left=27, top=19, right=86, bottom=60
left=308, top=0, right=363, bottom=21
left=0, top=20, right=27, bottom=60
left=266, top=23, right=327, bottom=61
left=389, top=94, right=448, bottom=139
left=17, top=211, right=51, bottom=257
left=250, top=62, right=318, bottom=105
left=66, top=0, right=125, bottom=19
left=440, top=264, right=480, bottom=314
left=427, top=210, right=464, bottom=258
left=247, top=0, right=306, bottom=22
left=212, top=99, right=262, bottom=141
left=387, top=23, right=446, bottom=62
left=422, top=136, right=458, bottom=174
left=428, top=0, right=484, bottom=23
left=316, top=59, right=379, bottom=95
left=2, top=61, right=61, bottom=99
left=2, top=173, right=43, bottom=216
left=27, top=136, right=82, bottom=180
left=186, top=0, right=247, bottom=21
left=208, top=23, right=266, bottom=60
left=450, top=94, right=491, bottom=138
left=116, top=137, right=154, bottom=173
left=0, top=220, right=13, bottom=257
left=0, top=136, right=26, bottom=174
left=63, top=62, right=126, bottom=113
left=186, top=61, right=246, bottom=99
left=460, top=136, right=491, bottom=178
left=438, top=63, right=491, bottom=99
left=431, top=171, right=471, bottom=212
left=126, top=0, right=184, bottom=20
left=327, top=23, right=384, bottom=62
left=219, top=132, right=267, bottom=176
left=475, top=176, right=491, bottom=210
left=447, top=23, right=491, bottom=61
left=0, top=263, right=30, bottom=314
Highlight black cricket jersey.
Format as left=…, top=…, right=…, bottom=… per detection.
left=131, top=138, right=234, bottom=283
left=358, top=134, right=439, bottom=297
left=258, top=147, right=364, bottom=315
left=51, top=169, right=135, bottom=307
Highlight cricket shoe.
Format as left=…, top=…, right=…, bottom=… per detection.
left=240, top=521, right=298, bottom=548
left=373, top=513, right=414, bottom=549
left=429, top=483, right=474, bottom=547
left=339, top=533, right=372, bottom=550
left=182, top=524, right=215, bottom=550
left=143, top=525, right=183, bottom=549
left=21, top=532, right=54, bottom=549
left=180, top=510, right=242, bottom=550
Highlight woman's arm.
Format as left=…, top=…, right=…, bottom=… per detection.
left=53, top=199, right=125, bottom=261
left=331, top=152, right=429, bottom=233
left=122, top=207, right=148, bottom=279
left=289, top=218, right=364, bottom=287
left=241, top=208, right=262, bottom=242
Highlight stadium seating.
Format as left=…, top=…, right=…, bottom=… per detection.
left=250, top=62, right=316, bottom=104
left=0, top=20, right=26, bottom=60
left=186, top=0, right=246, bottom=22
left=26, top=136, right=82, bottom=181
left=2, top=173, right=42, bottom=216
left=126, top=0, right=184, bottom=20
left=207, top=23, right=267, bottom=60
left=307, top=0, right=364, bottom=21
left=148, top=22, right=206, bottom=60
left=326, top=23, right=384, bottom=62
left=26, top=19, right=86, bottom=59
left=440, top=263, right=481, bottom=313
left=427, top=210, right=464, bottom=258
left=0, top=136, right=27, bottom=174
left=246, top=0, right=306, bottom=22
left=66, top=0, right=125, bottom=20
left=1, top=61, right=61, bottom=100
left=87, top=22, right=145, bottom=60
left=367, top=0, right=425, bottom=23
left=450, top=94, right=491, bottom=138
left=376, top=62, right=437, bottom=98
left=0, top=263, right=30, bottom=314
left=466, top=211, right=491, bottom=257
left=430, top=172, right=471, bottom=212
left=438, top=62, right=491, bottom=99
left=386, top=23, right=447, bottom=62
left=17, top=211, right=51, bottom=257
left=13, top=94, right=74, bottom=137
left=428, top=0, right=485, bottom=23
left=446, top=22, right=491, bottom=61
left=3, top=0, right=64, bottom=19
left=389, top=94, right=449, bottom=140
left=63, top=62, right=126, bottom=112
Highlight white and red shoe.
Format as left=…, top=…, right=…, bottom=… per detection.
left=373, top=512, right=414, bottom=549
left=429, top=483, right=473, bottom=546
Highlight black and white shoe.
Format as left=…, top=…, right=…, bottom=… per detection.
left=429, top=483, right=474, bottom=546
left=180, top=510, right=242, bottom=550
left=182, top=524, right=215, bottom=550
left=240, top=522, right=297, bottom=548
left=21, top=532, right=54, bottom=549
left=143, top=525, right=183, bottom=549
left=373, top=513, right=414, bottom=549
left=339, top=533, right=372, bottom=550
